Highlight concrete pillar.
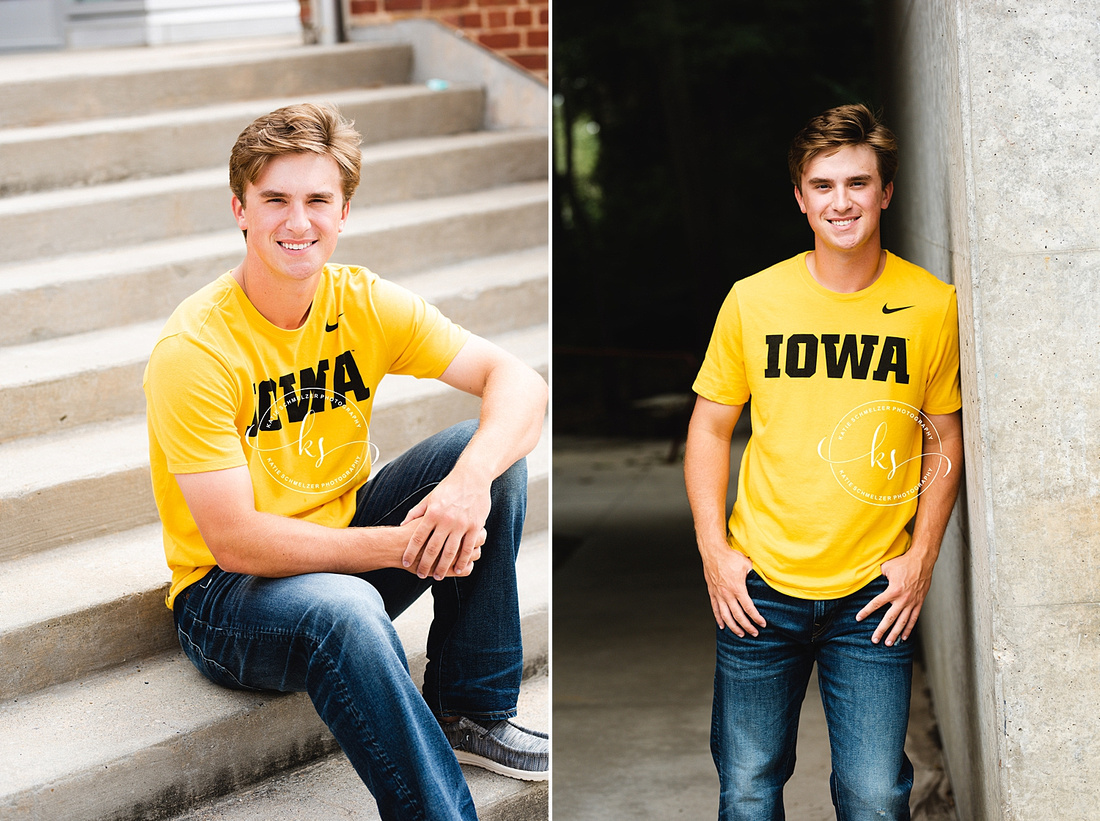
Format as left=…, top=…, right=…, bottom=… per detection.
left=881, top=2, right=1100, bottom=818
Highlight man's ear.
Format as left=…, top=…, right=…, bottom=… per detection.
left=338, top=199, right=350, bottom=232
left=881, top=181, right=894, bottom=210
left=793, top=184, right=807, bottom=214
left=232, top=195, right=248, bottom=231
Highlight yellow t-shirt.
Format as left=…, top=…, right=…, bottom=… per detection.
left=144, top=265, right=469, bottom=608
left=693, top=251, right=961, bottom=599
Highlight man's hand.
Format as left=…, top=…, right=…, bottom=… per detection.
left=400, top=473, right=490, bottom=580
left=394, top=332, right=545, bottom=581
left=855, top=549, right=935, bottom=646
left=700, top=541, right=767, bottom=636
left=856, top=409, right=963, bottom=646
left=685, top=396, right=765, bottom=636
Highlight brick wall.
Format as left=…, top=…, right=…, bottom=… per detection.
left=301, top=0, right=548, bottom=82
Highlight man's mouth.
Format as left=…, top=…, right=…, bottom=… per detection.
left=828, top=217, right=858, bottom=228
left=279, top=240, right=316, bottom=251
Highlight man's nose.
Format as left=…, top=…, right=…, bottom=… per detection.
left=286, top=201, right=310, bottom=232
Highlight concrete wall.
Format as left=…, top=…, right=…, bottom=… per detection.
left=881, top=2, right=1100, bottom=818
left=351, top=19, right=548, bottom=131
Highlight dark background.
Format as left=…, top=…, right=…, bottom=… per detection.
left=553, top=0, right=883, bottom=439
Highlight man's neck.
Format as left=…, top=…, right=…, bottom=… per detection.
left=232, top=261, right=321, bottom=330
left=806, top=242, right=887, bottom=294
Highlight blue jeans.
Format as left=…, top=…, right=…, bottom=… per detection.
left=173, top=421, right=527, bottom=821
left=712, top=572, right=914, bottom=821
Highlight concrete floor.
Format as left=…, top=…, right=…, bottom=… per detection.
left=552, top=437, right=956, bottom=820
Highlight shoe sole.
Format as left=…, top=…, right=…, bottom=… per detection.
left=454, top=750, right=550, bottom=782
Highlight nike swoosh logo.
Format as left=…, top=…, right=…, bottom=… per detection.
left=882, top=304, right=914, bottom=314
left=325, top=313, right=343, bottom=332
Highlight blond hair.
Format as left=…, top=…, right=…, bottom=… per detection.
left=230, top=103, right=362, bottom=204
left=788, top=104, right=898, bottom=190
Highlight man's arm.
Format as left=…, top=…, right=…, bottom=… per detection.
left=856, top=410, right=964, bottom=645
left=684, top=395, right=767, bottom=636
left=400, top=334, right=548, bottom=579
left=175, top=335, right=545, bottom=581
left=175, top=465, right=435, bottom=577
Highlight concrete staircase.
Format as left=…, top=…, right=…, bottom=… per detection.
left=0, top=36, right=548, bottom=821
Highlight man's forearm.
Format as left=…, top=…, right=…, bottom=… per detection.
left=398, top=350, right=546, bottom=579
left=685, top=428, right=733, bottom=550
left=176, top=465, right=414, bottom=578
left=859, top=414, right=964, bottom=644
left=452, top=357, right=547, bottom=485
left=908, top=412, right=964, bottom=561
left=684, top=397, right=744, bottom=552
left=212, top=509, right=409, bottom=577
left=436, top=335, right=547, bottom=486
left=685, top=397, right=766, bottom=633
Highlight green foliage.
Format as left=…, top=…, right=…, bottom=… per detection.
left=553, top=99, right=601, bottom=224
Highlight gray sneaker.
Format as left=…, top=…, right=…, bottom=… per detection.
left=441, top=716, right=549, bottom=781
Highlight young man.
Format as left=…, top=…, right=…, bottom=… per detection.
left=684, top=104, right=963, bottom=820
left=143, top=103, right=548, bottom=821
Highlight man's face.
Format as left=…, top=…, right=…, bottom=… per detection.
left=232, top=152, right=350, bottom=284
left=793, top=144, right=893, bottom=255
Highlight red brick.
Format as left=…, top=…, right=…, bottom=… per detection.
left=513, top=9, right=531, bottom=25
left=478, top=31, right=521, bottom=48
left=526, top=28, right=547, bottom=47
left=487, top=10, right=507, bottom=26
left=477, top=0, right=517, bottom=6
left=538, top=8, right=548, bottom=25
left=350, top=0, right=378, bottom=12
left=509, top=52, right=547, bottom=71
left=429, top=0, right=467, bottom=7
left=384, top=0, right=423, bottom=9
left=451, top=11, right=481, bottom=26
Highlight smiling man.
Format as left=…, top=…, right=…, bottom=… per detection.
left=684, top=104, right=963, bottom=820
left=143, top=104, right=548, bottom=820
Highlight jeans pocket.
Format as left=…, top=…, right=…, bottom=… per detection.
left=176, top=623, right=262, bottom=692
left=744, top=569, right=767, bottom=592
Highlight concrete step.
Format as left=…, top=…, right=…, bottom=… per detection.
left=389, top=245, right=548, bottom=339
left=0, top=417, right=153, bottom=562
left=335, top=182, right=548, bottom=282
left=0, top=247, right=548, bottom=441
left=169, top=672, right=549, bottom=821
left=0, top=533, right=548, bottom=821
left=0, top=181, right=548, bottom=345
left=0, top=84, right=499, bottom=197
left=0, top=319, right=162, bottom=443
left=0, top=322, right=547, bottom=560
left=0, top=524, right=173, bottom=701
left=1, top=127, right=543, bottom=260
left=0, top=39, right=412, bottom=129
left=0, top=429, right=548, bottom=699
